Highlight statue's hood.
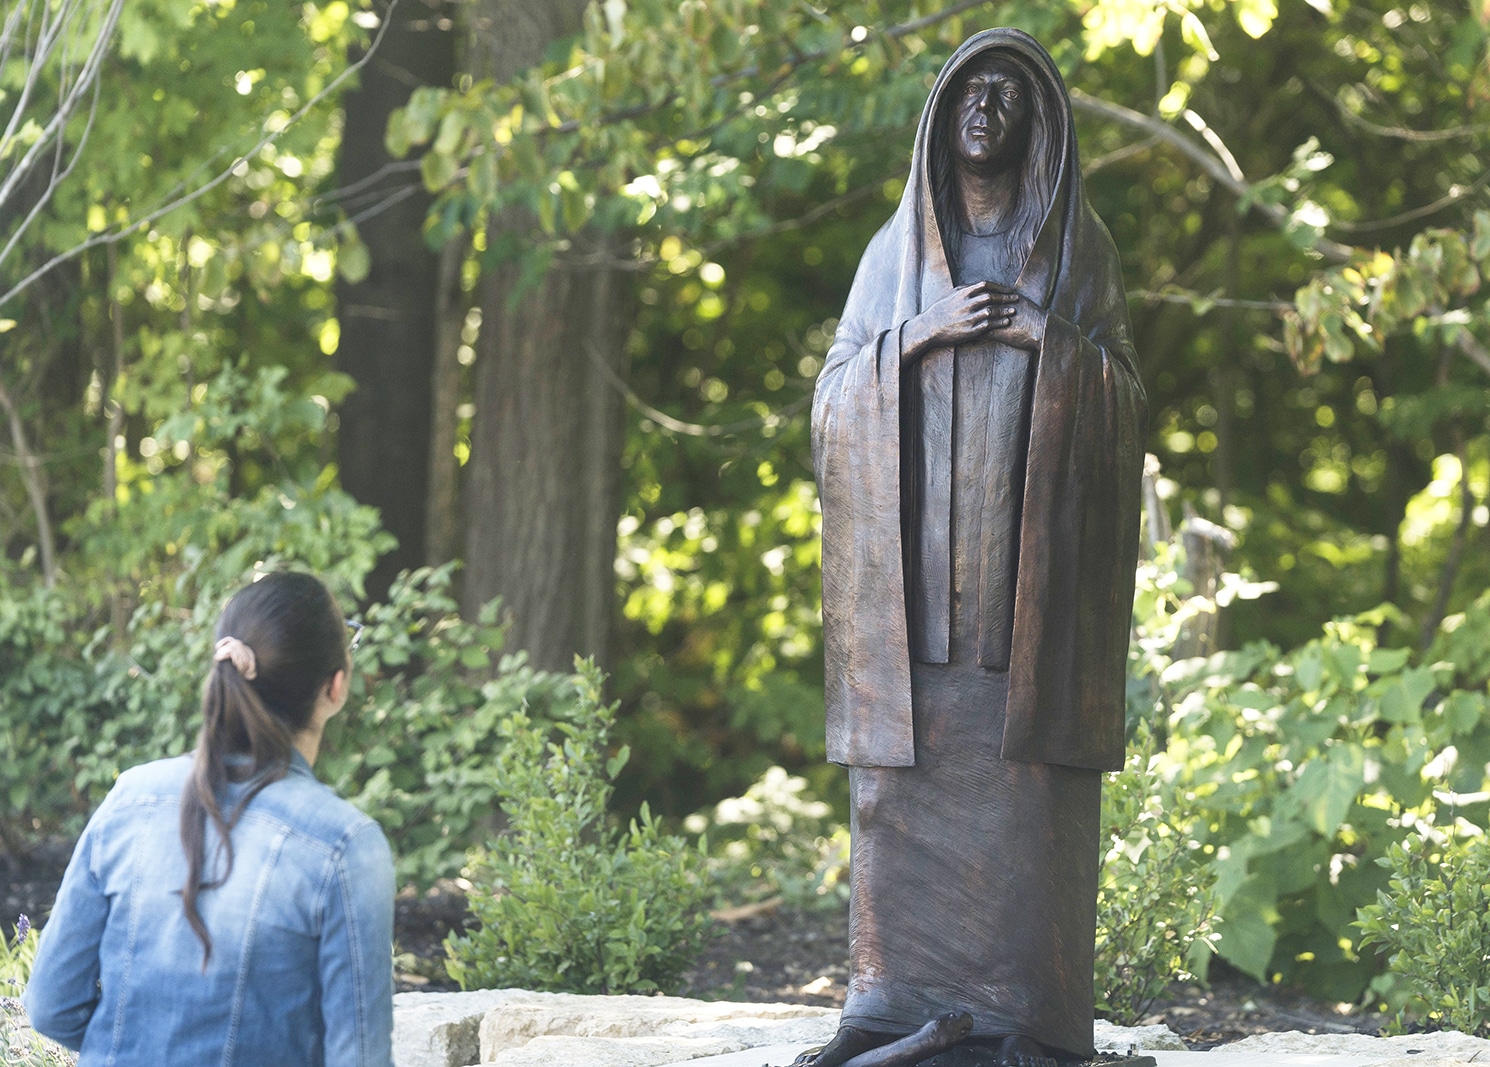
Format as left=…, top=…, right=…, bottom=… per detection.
left=901, top=28, right=1079, bottom=301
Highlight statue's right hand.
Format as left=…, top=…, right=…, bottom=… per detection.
left=901, top=282, right=1017, bottom=366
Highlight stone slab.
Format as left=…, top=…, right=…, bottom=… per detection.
left=1156, top=1030, right=1490, bottom=1067
left=480, top=994, right=839, bottom=1066
left=393, top=990, right=529, bottom=1067
left=392, top=988, right=1490, bottom=1067
left=667, top=1029, right=1490, bottom=1067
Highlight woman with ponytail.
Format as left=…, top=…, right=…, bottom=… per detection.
left=23, top=572, right=395, bottom=1067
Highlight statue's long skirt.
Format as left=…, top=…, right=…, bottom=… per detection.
left=840, top=663, right=1100, bottom=1060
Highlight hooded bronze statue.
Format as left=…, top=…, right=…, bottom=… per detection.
left=805, top=28, right=1146, bottom=1067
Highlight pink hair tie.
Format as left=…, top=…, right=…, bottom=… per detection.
left=213, top=636, right=258, bottom=680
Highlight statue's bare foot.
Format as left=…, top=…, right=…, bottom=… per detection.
left=838, top=1012, right=974, bottom=1067
left=787, top=1025, right=887, bottom=1067
left=978, top=1035, right=1058, bottom=1067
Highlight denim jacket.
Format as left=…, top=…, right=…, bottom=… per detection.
left=23, top=752, right=395, bottom=1067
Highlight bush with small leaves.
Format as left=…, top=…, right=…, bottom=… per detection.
left=445, top=661, right=713, bottom=995
left=1096, top=725, right=1221, bottom=1026
left=1355, top=828, right=1490, bottom=1037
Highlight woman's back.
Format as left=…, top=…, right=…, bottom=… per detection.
left=24, top=753, right=394, bottom=1067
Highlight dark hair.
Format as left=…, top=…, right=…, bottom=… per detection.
left=931, top=47, right=1064, bottom=274
left=180, top=572, right=347, bottom=963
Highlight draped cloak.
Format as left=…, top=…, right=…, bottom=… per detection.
left=810, top=30, right=1147, bottom=1058
left=812, top=29, right=1146, bottom=775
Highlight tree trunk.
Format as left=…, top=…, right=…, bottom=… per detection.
left=334, top=0, right=456, bottom=600
left=424, top=239, right=467, bottom=567
left=462, top=229, right=632, bottom=673
left=458, top=0, right=631, bottom=674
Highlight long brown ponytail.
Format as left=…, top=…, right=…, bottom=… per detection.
left=180, top=572, right=347, bottom=964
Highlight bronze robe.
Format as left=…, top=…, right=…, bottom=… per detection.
left=810, top=29, right=1146, bottom=1058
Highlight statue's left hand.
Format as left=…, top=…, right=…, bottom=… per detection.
left=985, top=286, right=1046, bottom=352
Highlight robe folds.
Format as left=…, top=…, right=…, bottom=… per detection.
left=812, top=29, right=1147, bottom=776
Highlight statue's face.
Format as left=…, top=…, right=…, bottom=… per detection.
left=950, top=55, right=1031, bottom=172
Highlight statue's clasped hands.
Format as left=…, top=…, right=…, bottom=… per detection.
left=901, top=281, right=1045, bottom=367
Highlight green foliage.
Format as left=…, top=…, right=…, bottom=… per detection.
left=0, top=918, right=71, bottom=1067
left=1096, top=725, right=1221, bottom=1026
left=1356, top=828, right=1490, bottom=1037
left=0, top=549, right=556, bottom=887
left=612, top=480, right=829, bottom=813
left=321, top=568, right=588, bottom=886
left=1126, top=537, right=1490, bottom=1000
left=1289, top=219, right=1490, bottom=375
left=684, top=765, right=849, bottom=909
left=445, top=661, right=713, bottom=996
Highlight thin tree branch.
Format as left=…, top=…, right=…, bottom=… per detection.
left=1129, top=288, right=1292, bottom=313
left=0, top=63, right=102, bottom=272
left=1330, top=169, right=1490, bottom=235
left=0, top=0, right=402, bottom=311
left=1452, top=331, right=1490, bottom=378
left=1083, top=135, right=1160, bottom=176
left=554, top=180, right=883, bottom=272
left=1335, top=97, right=1490, bottom=143
left=1069, top=88, right=1357, bottom=263
left=585, top=342, right=809, bottom=437
left=1181, top=109, right=1244, bottom=182
left=0, top=372, right=57, bottom=587
left=0, top=0, right=125, bottom=211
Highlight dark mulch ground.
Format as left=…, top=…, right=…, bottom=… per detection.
left=5, top=847, right=1387, bottom=1050
left=672, top=898, right=1388, bottom=1050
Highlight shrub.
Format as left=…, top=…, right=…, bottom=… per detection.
left=1123, top=535, right=1490, bottom=1001
left=684, top=765, right=848, bottom=909
left=1095, top=726, right=1220, bottom=1026
left=1355, top=827, right=1490, bottom=1036
left=445, top=661, right=713, bottom=995
left=0, top=551, right=564, bottom=887
left=318, top=567, right=583, bottom=885
left=1, top=916, right=75, bottom=1067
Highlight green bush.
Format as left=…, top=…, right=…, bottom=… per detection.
left=445, top=661, right=713, bottom=995
left=1125, top=539, right=1490, bottom=1001
left=319, top=567, right=583, bottom=886
left=1096, top=726, right=1220, bottom=1026
left=684, top=765, right=848, bottom=909
left=1355, top=828, right=1490, bottom=1036
left=0, top=362, right=563, bottom=884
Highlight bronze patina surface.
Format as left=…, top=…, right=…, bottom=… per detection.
left=808, top=28, right=1146, bottom=1067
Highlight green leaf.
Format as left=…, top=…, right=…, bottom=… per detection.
left=1217, top=875, right=1279, bottom=979
left=337, top=237, right=370, bottom=284
left=1471, top=210, right=1490, bottom=263
left=1378, top=667, right=1435, bottom=724
left=421, top=150, right=460, bottom=192
left=459, top=646, right=489, bottom=669
left=1235, top=0, right=1278, bottom=39
left=434, top=110, right=467, bottom=157
left=1287, top=745, right=1365, bottom=837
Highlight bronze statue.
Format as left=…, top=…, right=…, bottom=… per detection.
left=806, top=28, right=1146, bottom=1067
